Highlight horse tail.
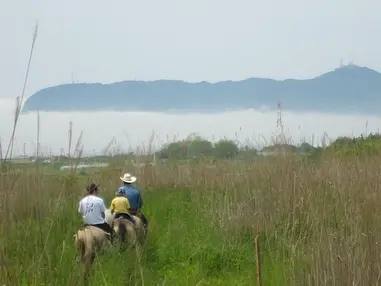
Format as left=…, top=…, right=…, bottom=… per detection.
left=76, top=229, right=94, bottom=264
left=75, top=230, right=86, bottom=262
left=118, top=221, right=127, bottom=244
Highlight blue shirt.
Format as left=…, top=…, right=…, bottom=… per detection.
left=117, top=184, right=143, bottom=209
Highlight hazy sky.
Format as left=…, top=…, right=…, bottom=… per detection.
left=1, top=0, right=381, bottom=100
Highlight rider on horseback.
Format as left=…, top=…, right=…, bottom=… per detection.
left=78, top=183, right=114, bottom=243
left=110, top=188, right=135, bottom=225
left=117, top=173, right=148, bottom=229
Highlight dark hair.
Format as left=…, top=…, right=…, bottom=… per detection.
left=86, top=183, right=100, bottom=194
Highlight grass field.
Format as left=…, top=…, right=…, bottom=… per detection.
left=1, top=149, right=381, bottom=285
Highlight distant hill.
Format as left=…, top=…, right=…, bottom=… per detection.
left=22, top=64, right=381, bottom=114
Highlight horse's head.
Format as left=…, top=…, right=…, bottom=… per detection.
left=105, top=209, right=114, bottom=226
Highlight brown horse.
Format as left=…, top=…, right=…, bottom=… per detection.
left=112, top=215, right=146, bottom=250
left=74, top=225, right=112, bottom=279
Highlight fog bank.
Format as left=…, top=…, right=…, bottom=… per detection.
left=0, top=99, right=377, bottom=157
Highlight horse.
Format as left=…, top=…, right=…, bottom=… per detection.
left=112, top=217, right=138, bottom=250
left=105, top=209, right=146, bottom=248
left=73, top=225, right=112, bottom=279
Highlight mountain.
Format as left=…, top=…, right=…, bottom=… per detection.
left=22, top=64, right=381, bottom=114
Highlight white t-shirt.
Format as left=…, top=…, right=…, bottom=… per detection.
left=78, top=195, right=107, bottom=225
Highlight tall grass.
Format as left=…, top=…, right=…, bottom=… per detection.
left=1, top=149, right=381, bottom=285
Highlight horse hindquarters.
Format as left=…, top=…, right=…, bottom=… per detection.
left=76, top=230, right=94, bottom=264
left=74, top=230, right=95, bottom=281
left=114, top=219, right=137, bottom=249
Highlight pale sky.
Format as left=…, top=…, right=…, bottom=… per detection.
left=1, top=0, right=381, bottom=100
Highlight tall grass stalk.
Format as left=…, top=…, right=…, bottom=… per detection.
left=4, top=21, right=38, bottom=162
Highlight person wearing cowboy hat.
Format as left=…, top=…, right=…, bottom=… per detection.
left=78, top=183, right=114, bottom=242
left=116, top=173, right=148, bottom=228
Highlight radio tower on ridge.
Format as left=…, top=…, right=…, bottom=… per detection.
left=276, top=99, right=286, bottom=144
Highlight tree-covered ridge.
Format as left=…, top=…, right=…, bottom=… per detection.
left=22, top=65, right=381, bottom=115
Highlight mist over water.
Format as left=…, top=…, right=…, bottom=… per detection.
left=0, top=98, right=378, bottom=157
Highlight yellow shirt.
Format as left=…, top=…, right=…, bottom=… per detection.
left=110, top=196, right=130, bottom=214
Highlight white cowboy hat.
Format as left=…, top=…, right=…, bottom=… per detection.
left=119, top=173, right=137, bottom=183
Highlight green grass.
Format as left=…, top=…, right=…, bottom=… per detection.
left=1, top=171, right=292, bottom=285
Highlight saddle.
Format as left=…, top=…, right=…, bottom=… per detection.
left=114, top=214, right=136, bottom=225
left=80, top=224, right=93, bottom=231
left=81, top=224, right=111, bottom=237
